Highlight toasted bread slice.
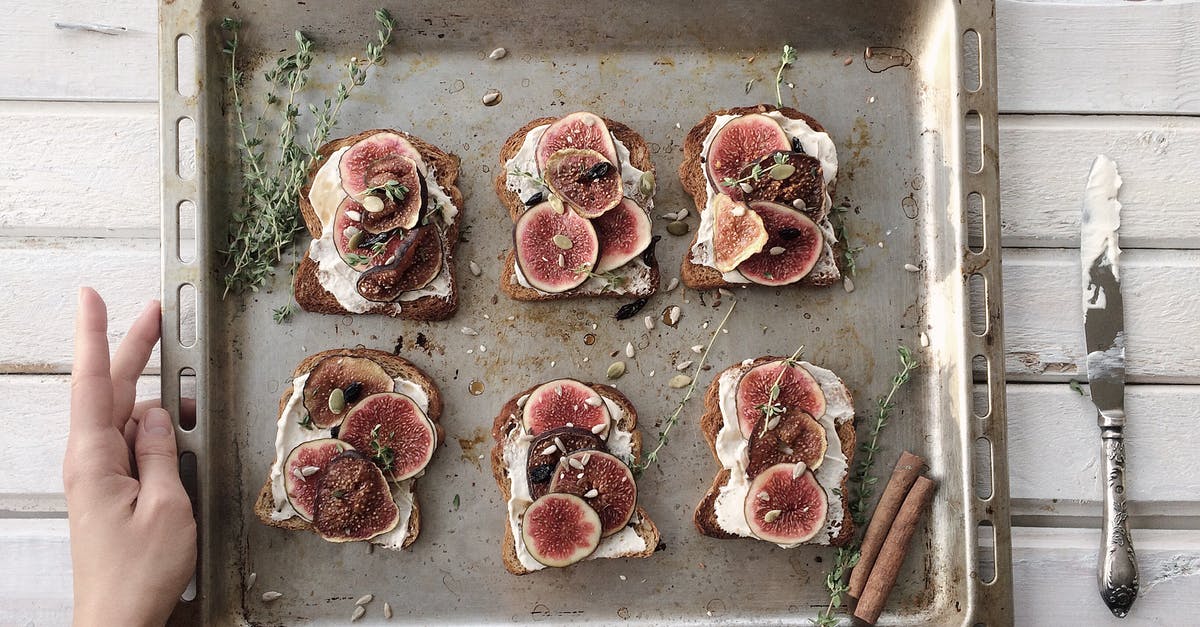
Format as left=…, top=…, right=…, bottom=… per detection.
left=489, top=382, right=660, bottom=575
left=253, top=348, right=444, bottom=549
left=494, top=116, right=660, bottom=301
left=294, top=129, right=462, bottom=320
left=692, top=356, right=855, bottom=547
left=677, top=104, right=843, bottom=290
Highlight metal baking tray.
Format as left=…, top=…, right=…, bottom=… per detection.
left=159, top=0, right=1011, bottom=623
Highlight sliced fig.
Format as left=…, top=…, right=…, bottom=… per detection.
left=735, top=360, right=827, bottom=438
left=283, top=438, right=355, bottom=521
left=535, top=112, right=619, bottom=173
left=746, top=410, right=828, bottom=477
left=302, top=356, right=394, bottom=429
left=332, top=198, right=409, bottom=271
left=711, top=193, right=768, bottom=273
left=527, top=427, right=604, bottom=500
left=513, top=202, right=599, bottom=293
left=737, top=202, right=825, bottom=286
left=741, top=152, right=826, bottom=211
left=356, top=226, right=443, bottom=302
left=521, top=379, right=610, bottom=436
left=521, top=492, right=602, bottom=567
left=593, top=198, right=653, bottom=272
left=312, top=450, right=401, bottom=542
left=744, top=462, right=828, bottom=545
left=338, top=392, right=436, bottom=481
left=705, top=114, right=791, bottom=197
left=339, top=133, right=427, bottom=233
left=544, top=148, right=623, bottom=218
left=548, top=450, right=637, bottom=537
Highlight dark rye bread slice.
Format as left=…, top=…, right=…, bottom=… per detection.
left=294, top=129, right=462, bottom=320
left=494, top=116, right=660, bottom=301
left=253, top=348, right=445, bottom=549
left=489, top=382, right=660, bottom=575
left=677, top=104, right=842, bottom=290
left=692, top=356, right=855, bottom=547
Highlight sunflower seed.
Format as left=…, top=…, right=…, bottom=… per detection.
left=552, top=234, right=573, bottom=249
left=764, top=509, right=783, bottom=523
left=738, top=182, right=754, bottom=194
left=362, top=196, right=385, bottom=213
left=639, top=171, right=656, bottom=196
left=920, top=332, right=930, bottom=347
left=569, top=458, right=586, bottom=470
left=482, top=90, right=502, bottom=106
left=352, top=605, right=366, bottom=621
left=675, top=208, right=689, bottom=221
left=356, top=594, right=374, bottom=606
left=625, top=342, right=635, bottom=358
left=666, top=220, right=689, bottom=236
left=581, top=452, right=592, bottom=465
left=262, top=591, right=283, bottom=602
left=843, top=276, right=855, bottom=293
left=757, top=491, right=770, bottom=502
left=488, top=47, right=507, bottom=60
left=607, top=361, right=627, bottom=379
left=554, top=436, right=566, bottom=453
left=667, top=277, right=679, bottom=291
left=792, top=461, right=808, bottom=479
left=384, top=601, right=393, bottom=618
left=461, top=326, right=479, bottom=336
left=668, top=374, right=692, bottom=388
left=328, top=388, right=346, bottom=414
left=666, top=306, right=681, bottom=326
left=517, top=393, right=531, bottom=408
left=469, top=260, right=482, bottom=276
left=644, top=315, right=655, bottom=331
left=584, top=488, right=600, bottom=498
left=591, top=422, right=607, bottom=434
left=660, top=210, right=679, bottom=221
left=792, top=198, right=807, bottom=210
left=585, top=396, right=603, bottom=407
left=245, top=572, right=257, bottom=591
left=904, top=263, right=920, bottom=273
left=557, top=253, right=565, bottom=268
left=300, top=465, right=320, bottom=477
left=346, top=209, right=363, bottom=222
left=676, top=360, right=693, bottom=371
left=769, top=246, right=786, bottom=256
left=691, top=344, right=704, bottom=354
left=479, top=345, right=487, bottom=353
left=540, top=444, right=557, bottom=456
left=781, top=446, right=795, bottom=456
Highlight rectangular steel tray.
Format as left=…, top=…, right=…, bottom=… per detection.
left=159, top=0, right=1012, bottom=623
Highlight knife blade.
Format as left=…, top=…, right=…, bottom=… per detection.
left=1081, top=154, right=1138, bottom=618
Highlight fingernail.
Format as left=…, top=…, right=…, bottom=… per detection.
left=143, top=408, right=173, bottom=435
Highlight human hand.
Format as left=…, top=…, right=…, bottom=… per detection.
left=64, top=288, right=197, bottom=627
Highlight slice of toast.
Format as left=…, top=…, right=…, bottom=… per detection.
left=692, top=356, right=855, bottom=547
left=294, top=129, right=462, bottom=320
left=677, top=104, right=843, bottom=290
left=494, top=116, right=660, bottom=301
left=489, top=382, right=660, bottom=575
left=253, top=348, right=445, bottom=549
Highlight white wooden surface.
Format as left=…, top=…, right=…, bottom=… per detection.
left=2, top=0, right=1198, bottom=624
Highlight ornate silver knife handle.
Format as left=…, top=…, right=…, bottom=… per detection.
left=1099, top=425, right=1138, bottom=618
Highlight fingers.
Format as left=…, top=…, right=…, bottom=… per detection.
left=111, top=300, right=161, bottom=430
left=70, top=287, right=115, bottom=440
left=132, top=408, right=187, bottom=511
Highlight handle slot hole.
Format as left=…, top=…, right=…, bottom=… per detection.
left=961, top=29, right=982, bottom=92
left=966, top=192, right=985, bottom=253
left=178, top=283, right=197, bottom=348
left=178, top=200, right=196, bottom=263
left=177, top=117, right=196, bottom=181
left=973, top=437, right=994, bottom=500
left=972, top=355, right=991, bottom=418
left=175, top=34, right=196, bottom=98
left=965, top=110, right=983, bottom=175
left=178, top=450, right=199, bottom=601
left=967, top=272, right=988, bottom=336
left=975, top=520, right=997, bottom=584
left=178, top=367, right=197, bottom=431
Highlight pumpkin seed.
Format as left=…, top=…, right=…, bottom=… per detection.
left=666, top=221, right=690, bottom=236
left=552, top=234, right=573, bottom=250
left=362, top=196, right=385, bottom=213
left=769, top=163, right=796, bottom=180
left=553, top=436, right=566, bottom=453
left=764, top=509, right=783, bottom=523
left=606, top=361, right=627, bottom=379
left=488, top=47, right=507, bottom=60
left=639, top=171, right=656, bottom=196
left=346, top=229, right=364, bottom=250
left=668, top=374, right=692, bottom=388
left=548, top=194, right=565, bottom=213
left=691, top=344, right=704, bottom=354
left=328, top=388, right=346, bottom=414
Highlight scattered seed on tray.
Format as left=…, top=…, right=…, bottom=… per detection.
left=352, top=605, right=366, bottom=621
left=384, top=602, right=393, bottom=619
left=356, top=594, right=374, bottom=607
left=461, top=326, right=478, bottom=336
left=904, top=263, right=919, bottom=272
left=482, top=90, right=502, bottom=106
left=245, top=572, right=257, bottom=591
left=262, top=591, right=282, bottom=602
left=667, top=277, right=679, bottom=292
left=676, top=360, right=693, bottom=371
left=644, top=315, right=655, bottom=331
left=625, top=342, right=635, bottom=358
left=469, top=261, right=482, bottom=276
left=488, top=47, right=507, bottom=60
left=843, top=276, right=855, bottom=293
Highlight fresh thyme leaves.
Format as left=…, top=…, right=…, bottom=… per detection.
left=1068, top=379, right=1086, bottom=396
left=721, top=153, right=790, bottom=189
left=512, top=166, right=547, bottom=189
left=452, top=494, right=461, bottom=511
left=634, top=301, right=737, bottom=476
left=775, top=44, right=798, bottom=107
left=219, top=9, right=396, bottom=299
left=369, top=424, right=396, bottom=473
left=361, top=179, right=408, bottom=204
left=813, top=346, right=919, bottom=626
left=273, top=302, right=298, bottom=324
left=344, top=252, right=371, bottom=267
left=755, top=345, right=806, bottom=436
left=831, top=204, right=863, bottom=276
left=297, top=412, right=314, bottom=430
left=574, top=264, right=629, bottom=292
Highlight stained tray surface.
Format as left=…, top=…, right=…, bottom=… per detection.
left=160, top=0, right=1010, bottom=624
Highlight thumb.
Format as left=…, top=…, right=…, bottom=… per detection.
left=133, top=408, right=184, bottom=499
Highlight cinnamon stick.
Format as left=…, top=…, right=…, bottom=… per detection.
left=848, top=451, right=926, bottom=599
left=852, top=475, right=938, bottom=625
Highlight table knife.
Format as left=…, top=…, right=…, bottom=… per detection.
left=1081, top=155, right=1138, bottom=618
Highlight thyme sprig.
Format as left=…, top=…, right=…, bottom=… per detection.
left=219, top=9, right=396, bottom=298
left=756, top=345, right=806, bottom=436
left=831, top=204, right=864, bottom=277
left=633, top=301, right=737, bottom=476
left=813, top=346, right=919, bottom=626
left=512, top=167, right=547, bottom=189
left=721, top=152, right=790, bottom=189
left=775, top=44, right=798, bottom=107
left=361, top=179, right=408, bottom=204
left=369, top=424, right=396, bottom=473
left=272, top=302, right=298, bottom=324
left=574, top=264, right=629, bottom=292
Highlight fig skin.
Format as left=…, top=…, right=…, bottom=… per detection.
left=283, top=438, right=355, bottom=521
left=356, top=226, right=443, bottom=302
left=338, top=133, right=427, bottom=233
left=521, top=379, right=610, bottom=435
left=593, top=198, right=653, bottom=273
left=543, top=148, right=623, bottom=219
left=745, top=410, right=828, bottom=477
left=739, top=151, right=826, bottom=211
left=735, top=359, right=827, bottom=438
left=744, top=462, right=828, bottom=545
left=332, top=198, right=408, bottom=272
left=312, top=450, right=401, bottom=542
left=521, top=492, right=602, bottom=567
left=526, top=427, right=604, bottom=500
left=338, top=392, right=437, bottom=481
left=302, top=356, right=394, bottom=429
left=512, top=204, right=600, bottom=293
left=704, top=113, right=791, bottom=197
left=548, top=450, right=637, bottom=537
left=535, top=112, right=619, bottom=173
left=711, top=193, right=768, bottom=273
left=737, top=202, right=824, bottom=286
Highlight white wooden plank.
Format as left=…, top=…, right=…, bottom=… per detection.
left=997, top=0, right=1200, bottom=114
left=0, top=520, right=73, bottom=626
left=0, top=0, right=158, bottom=101
left=999, top=115, right=1200, bottom=249
left=1000, top=248, right=1200, bottom=383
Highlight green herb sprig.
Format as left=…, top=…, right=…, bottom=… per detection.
left=813, top=346, right=919, bottom=626
left=369, top=423, right=396, bottom=473
left=775, top=44, right=798, bottom=107
left=634, top=301, right=737, bottom=475
left=573, top=264, right=630, bottom=292
left=721, top=152, right=792, bottom=190
left=756, top=345, right=806, bottom=436
left=831, top=204, right=864, bottom=277
left=297, top=412, right=314, bottom=430
left=220, top=9, right=396, bottom=298
left=361, top=179, right=409, bottom=204
left=273, top=302, right=298, bottom=324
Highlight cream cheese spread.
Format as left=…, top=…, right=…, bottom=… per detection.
left=306, top=140, right=460, bottom=314
left=710, top=360, right=854, bottom=547
left=690, top=112, right=841, bottom=281
left=268, top=370, right=432, bottom=550
left=500, top=393, right=645, bottom=572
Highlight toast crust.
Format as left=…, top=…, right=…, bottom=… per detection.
left=489, top=382, right=660, bottom=575
left=677, top=104, right=842, bottom=290
left=294, top=129, right=462, bottom=320
left=691, top=356, right=856, bottom=547
left=493, top=116, right=660, bottom=301
left=253, top=348, right=444, bottom=549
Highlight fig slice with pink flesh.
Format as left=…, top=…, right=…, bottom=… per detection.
left=283, top=438, right=355, bottom=521
left=332, top=197, right=409, bottom=272
left=735, top=360, right=827, bottom=438
left=302, top=355, right=394, bottom=429
left=338, top=133, right=427, bottom=232
left=526, top=427, right=604, bottom=500
left=746, top=410, right=828, bottom=477
left=593, top=198, right=653, bottom=273
left=711, top=193, right=768, bottom=273
left=312, top=450, right=401, bottom=542
left=548, top=450, right=637, bottom=537
left=521, top=492, right=602, bottom=567
left=337, top=392, right=436, bottom=481
left=543, top=148, right=623, bottom=218
left=737, top=201, right=824, bottom=286
left=744, top=462, right=828, bottom=545
left=513, top=202, right=599, bottom=293
left=704, top=113, right=791, bottom=198
left=521, top=379, right=610, bottom=436
left=535, top=112, right=619, bottom=173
